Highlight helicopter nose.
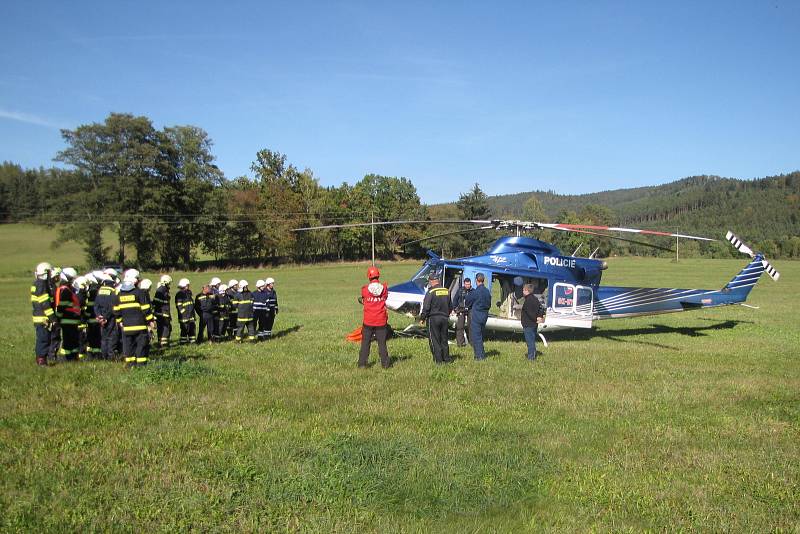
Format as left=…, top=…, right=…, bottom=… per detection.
left=386, top=281, right=425, bottom=313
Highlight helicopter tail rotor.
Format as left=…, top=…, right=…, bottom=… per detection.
left=725, top=231, right=780, bottom=281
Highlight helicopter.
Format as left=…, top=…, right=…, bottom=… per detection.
left=295, top=220, right=780, bottom=344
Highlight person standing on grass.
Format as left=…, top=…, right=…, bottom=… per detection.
left=521, top=283, right=545, bottom=361
left=358, top=266, right=391, bottom=369
left=465, top=272, right=491, bottom=360
left=31, top=262, right=56, bottom=366
left=419, top=273, right=453, bottom=364
left=263, top=277, right=278, bottom=338
left=175, top=278, right=196, bottom=344
left=452, top=277, right=472, bottom=347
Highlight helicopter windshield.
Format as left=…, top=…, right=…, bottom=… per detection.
left=411, top=262, right=435, bottom=290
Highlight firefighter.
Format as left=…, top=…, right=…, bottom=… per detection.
left=216, top=283, right=232, bottom=340
left=113, top=271, right=154, bottom=368
left=263, top=277, right=278, bottom=338
left=53, top=268, right=82, bottom=361
left=94, top=271, right=119, bottom=360
left=358, top=266, right=391, bottom=369
left=226, top=279, right=239, bottom=338
left=73, top=275, right=89, bottom=360
left=83, top=272, right=102, bottom=360
left=233, top=280, right=256, bottom=342
left=175, top=278, right=196, bottom=344
left=195, top=284, right=218, bottom=343
left=209, top=277, right=222, bottom=342
left=153, top=275, right=172, bottom=348
left=419, top=273, right=453, bottom=365
left=252, top=279, right=268, bottom=341
left=31, top=262, right=55, bottom=366
left=47, top=267, right=62, bottom=360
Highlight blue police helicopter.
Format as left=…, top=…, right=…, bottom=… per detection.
left=296, top=220, right=780, bottom=343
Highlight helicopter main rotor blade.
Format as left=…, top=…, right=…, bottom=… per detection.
left=292, top=219, right=489, bottom=231
left=560, top=227, right=676, bottom=252
left=537, top=223, right=715, bottom=242
left=400, top=226, right=496, bottom=247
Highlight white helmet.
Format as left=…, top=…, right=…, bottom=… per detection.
left=123, top=268, right=140, bottom=281
left=93, top=270, right=110, bottom=282
left=239, top=280, right=249, bottom=288
left=103, top=267, right=119, bottom=279
left=35, top=262, right=52, bottom=278
left=219, top=283, right=228, bottom=292
left=265, top=277, right=275, bottom=285
left=61, top=267, right=78, bottom=282
left=256, top=279, right=265, bottom=288
left=228, top=279, right=239, bottom=288
left=178, top=278, right=190, bottom=288
left=84, top=272, right=98, bottom=285
left=139, top=279, right=152, bottom=291
left=73, top=276, right=88, bottom=290
left=159, top=274, right=172, bottom=286
left=50, top=267, right=62, bottom=280
left=210, top=277, right=221, bottom=286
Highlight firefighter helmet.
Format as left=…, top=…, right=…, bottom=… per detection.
left=265, top=277, right=275, bottom=285
left=123, top=268, right=140, bottom=281
left=103, top=267, right=119, bottom=279
left=367, top=266, right=380, bottom=280
left=139, top=279, right=152, bottom=291
left=256, top=279, right=265, bottom=288
left=159, top=274, right=172, bottom=286
left=210, top=277, right=221, bottom=286
left=177, top=278, right=190, bottom=288
left=35, top=262, right=52, bottom=278
left=239, top=279, right=249, bottom=288
left=219, top=283, right=228, bottom=292
left=73, top=276, right=87, bottom=290
left=228, top=279, right=239, bottom=288
left=61, top=267, right=78, bottom=281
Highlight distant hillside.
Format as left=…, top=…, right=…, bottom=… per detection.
left=477, top=172, right=800, bottom=257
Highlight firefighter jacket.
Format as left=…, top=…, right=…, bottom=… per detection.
left=252, top=289, right=268, bottom=312
left=153, top=285, right=171, bottom=319
left=361, top=282, right=388, bottom=327
left=420, top=286, right=452, bottom=320
left=31, top=278, right=54, bottom=324
left=216, top=290, right=232, bottom=316
left=175, top=288, right=195, bottom=322
left=84, top=285, right=99, bottom=325
left=94, top=281, right=117, bottom=323
left=264, top=288, right=278, bottom=313
left=55, top=284, right=82, bottom=326
left=233, top=290, right=254, bottom=320
left=225, top=288, right=238, bottom=314
left=113, top=285, right=154, bottom=334
left=196, top=292, right=218, bottom=316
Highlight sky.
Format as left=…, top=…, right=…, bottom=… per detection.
left=1, top=1, right=798, bottom=203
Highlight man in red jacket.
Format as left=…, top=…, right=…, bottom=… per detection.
left=358, top=266, right=391, bottom=369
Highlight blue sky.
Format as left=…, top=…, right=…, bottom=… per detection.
left=1, top=1, right=798, bottom=203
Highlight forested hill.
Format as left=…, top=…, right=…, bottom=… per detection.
left=483, top=172, right=800, bottom=255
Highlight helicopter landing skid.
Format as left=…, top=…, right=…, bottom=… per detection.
left=396, top=323, right=427, bottom=338
left=538, top=332, right=548, bottom=348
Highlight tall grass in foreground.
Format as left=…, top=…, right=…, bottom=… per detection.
left=0, top=256, right=798, bottom=531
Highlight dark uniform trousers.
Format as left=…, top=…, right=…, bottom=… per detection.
left=48, top=323, right=61, bottom=360
left=456, top=312, right=471, bottom=346
left=427, top=315, right=451, bottom=364
left=86, top=322, right=101, bottom=358
left=100, top=320, right=120, bottom=360
left=197, top=314, right=217, bottom=343
left=470, top=311, right=488, bottom=360
left=263, top=310, right=276, bottom=337
left=60, top=324, right=80, bottom=361
left=358, top=325, right=390, bottom=368
left=179, top=319, right=196, bottom=344
left=236, top=319, right=256, bottom=341
left=35, top=324, right=53, bottom=358
left=122, top=331, right=150, bottom=363
left=156, top=316, right=171, bottom=347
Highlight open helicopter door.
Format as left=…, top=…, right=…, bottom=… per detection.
left=545, top=283, right=594, bottom=329
left=461, top=267, right=491, bottom=292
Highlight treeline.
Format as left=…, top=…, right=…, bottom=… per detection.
left=0, top=113, right=495, bottom=268
left=482, top=173, right=800, bottom=259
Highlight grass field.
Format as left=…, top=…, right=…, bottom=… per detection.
left=1, top=224, right=798, bottom=531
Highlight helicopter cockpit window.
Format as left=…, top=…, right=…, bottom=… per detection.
left=411, top=262, right=435, bottom=290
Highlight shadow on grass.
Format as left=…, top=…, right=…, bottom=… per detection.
left=271, top=324, right=302, bottom=339
left=553, top=319, right=751, bottom=350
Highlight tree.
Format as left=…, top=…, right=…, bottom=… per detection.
left=457, top=183, right=493, bottom=254
left=522, top=194, right=546, bottom=222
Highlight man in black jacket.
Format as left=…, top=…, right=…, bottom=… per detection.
left=451, top=277, right=472, bottom=347
left=521, top=283, right=545, bottom=361
left=419, top=274, right=453, bottom=364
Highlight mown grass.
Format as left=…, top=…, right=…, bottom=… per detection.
left=0, top=233, right=798, bottom=531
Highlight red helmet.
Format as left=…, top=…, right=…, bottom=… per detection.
left=367, top=266, right=380, bottom=280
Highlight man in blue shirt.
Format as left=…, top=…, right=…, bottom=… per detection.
left=465, top=272, right=492, bottom=360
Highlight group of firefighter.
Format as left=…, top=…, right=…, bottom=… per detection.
left=30, top=262, right=279, bottom=368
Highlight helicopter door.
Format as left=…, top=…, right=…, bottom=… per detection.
left=545, top=283, right=593, bottom=329
left=461, top=267, right=491, bottom=293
